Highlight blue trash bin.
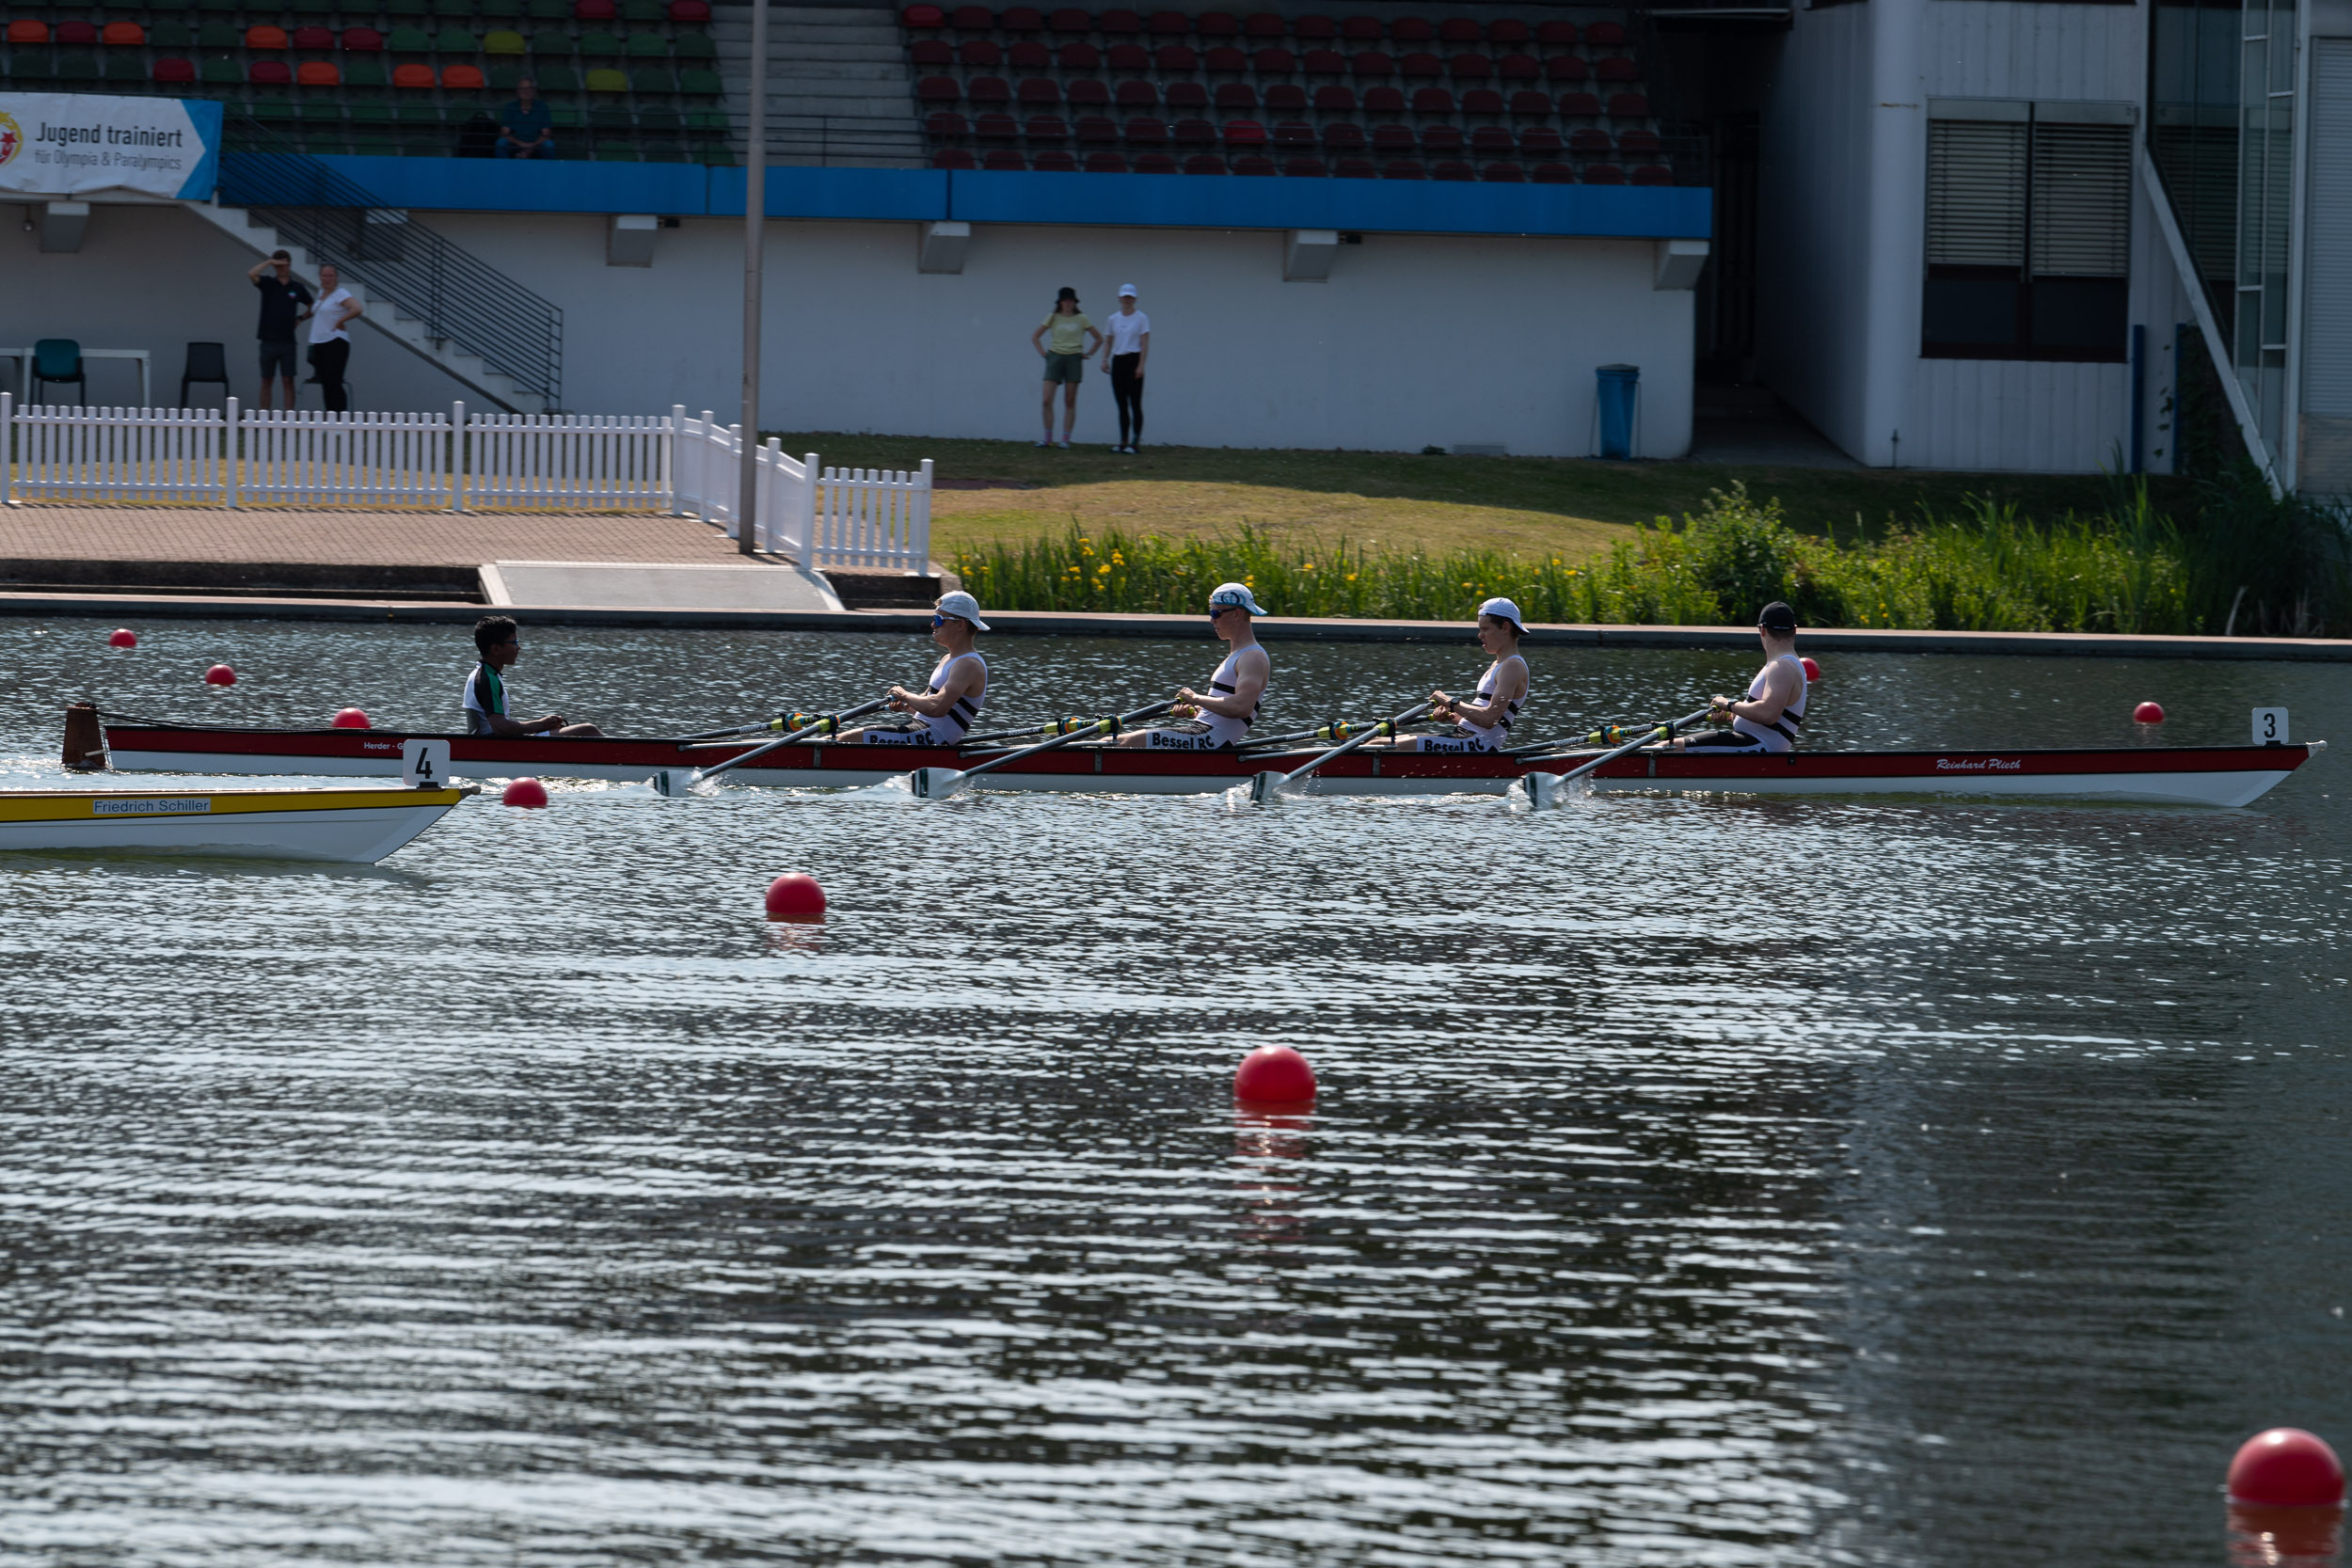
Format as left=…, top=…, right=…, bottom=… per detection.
left=1595, top=363, right=1640, bottom=459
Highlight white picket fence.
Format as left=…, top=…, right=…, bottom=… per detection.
left=0, top=395, right=932, bottom=571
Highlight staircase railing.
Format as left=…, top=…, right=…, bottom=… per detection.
left=216, top=117, right=564, bottom=408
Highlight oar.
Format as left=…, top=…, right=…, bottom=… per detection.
left=1517, top=705, right=1712, bottom=808
left=906, top=700, right=1175, bottom=799
left=1235, top=716, right=1435, bottom=753
left=652, top=697, right=892, bottom=794
left=1502, top=720, right=1657, bottom=756
left=1246, top=701, right=1431, bottom=805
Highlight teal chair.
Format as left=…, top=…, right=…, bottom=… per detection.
left=31, top=340, right=87, bottom=404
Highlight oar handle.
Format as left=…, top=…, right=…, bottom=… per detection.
left=697, top=695, right=892, bottom=779
left=954, top=700, right=1176, bottom=783
left=1548, top=705, right=1714, bottom=784
left=1278, top=701, right=1432, bottom=786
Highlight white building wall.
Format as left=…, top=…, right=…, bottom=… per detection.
left=2, top=199, right=1696, bottom=459
left=1919, top=0, right=2145, bottom=100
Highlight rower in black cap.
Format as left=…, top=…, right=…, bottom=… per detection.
left=1676, top=600, right=1807, bottom=753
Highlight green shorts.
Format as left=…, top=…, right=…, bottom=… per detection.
left=1042, top=351, right=1085, bottom=385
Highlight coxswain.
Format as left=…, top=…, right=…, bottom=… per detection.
left=464, top=615, right=603, bottom=736
left=1677, top=600, right=1806, bottom=752
left=1378, top=596, right=1531, bottom=752
left=1117, top=581, right=1272, bottom=749
left=839, top=591, right=991, bottom=745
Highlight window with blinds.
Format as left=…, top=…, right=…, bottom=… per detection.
left=1923, top=105, right=2131, bottom=361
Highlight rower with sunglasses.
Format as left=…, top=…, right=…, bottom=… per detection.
left=1116, top=581, right=1272, bottom=750
left=839, top=591, right=991, bottom=746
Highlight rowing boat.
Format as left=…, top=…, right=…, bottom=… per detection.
left=87, top=718, right=2322, bottom=809
left=0, top=784, right=476, bottom=863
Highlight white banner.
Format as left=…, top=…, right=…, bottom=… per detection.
left=0, top=93, right=221, bottom=200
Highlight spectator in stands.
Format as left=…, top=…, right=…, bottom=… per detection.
left=1099, top=283, right=1150, bottom=454
left=496, top=76, right=556, bottom=160
left=305, top=263, right=362, bottom=413
left=246, top=249, right=312, bottom=412
left=1029, top=286, right=1102, bottom=450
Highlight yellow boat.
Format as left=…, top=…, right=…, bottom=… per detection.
left=0, top=784, right=477, bottom=863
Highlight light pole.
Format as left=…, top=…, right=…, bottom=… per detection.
left=738, top=0, right=768, bottom=556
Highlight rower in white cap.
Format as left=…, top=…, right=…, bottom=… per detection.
left=1375, top=596, right=1531, bottom=752
left=840, top=590, right=993, bottom=746
left=1117, top=580, right=1272, bottom=749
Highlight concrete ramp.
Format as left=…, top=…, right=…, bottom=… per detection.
left=482, top=560, right=845, bottom=612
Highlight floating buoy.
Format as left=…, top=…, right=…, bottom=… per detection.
left=1233, top=1045, right=1316, bottom=1104
left=107, top=628, right=137, bottom=649
left=764, top=872, right=826, bottom=921
left=1801, top=657, right=1821, bottom=682
left=501, top=777, right=549, bottom=808
left=2228, top=1429, right=2345, bottom=1509
left=331, top=707, right=371, bottom=729
left=203, top=663, right=236, bottom=687
left=2134, top=701, right=2166, bottom=724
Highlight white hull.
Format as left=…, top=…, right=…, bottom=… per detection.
left=0, top=795, right=469, bottom=863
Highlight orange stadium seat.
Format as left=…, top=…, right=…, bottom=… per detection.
left=102, top=21, right=145, bottom=45
left=297, top=60, right=342, bottom=84
left=7, top=19, right=49, bottom=43
left=445, top=63, right=485, bottom=87
left=393, top=62, right=437, bottom=87
left=246, top=24, right=290, bottom=48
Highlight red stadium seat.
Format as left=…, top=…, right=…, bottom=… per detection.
left=1234, top=154, right=1277, bottom=174
left=1133, top=150, right=1179, bottom=172
left=931, top=147, right=977, bottom=166
left=1382, top=159, right=1425, bottom=179
left=1048, top=8, right=1091, bottom=33
left=1518, top=126, right=1563, bottom=154
left=1099, top=8, right=1143, bottom=34
left=1164, top=80, right=1208, bottom=108
left=1431, top=159, right=1474, bottom=181
left=1271, top=119, right=1313, bottom=146
left=1559, top=91, right=1602, bottom=117
left=1115, top=79, right=1157, bottom=106
left=1391, top=16, right=1433, bottom=42
left=1147, top=9, right=1187, bottom=34
left=1447, top=53, right=1491, bottom=81
left=1074, top=114, right=1119, bottom=141
left=1582, top=162, right=1626, bottom=183
left=1607, top=92, right=1651, bottom=118
left=343, top=26, right=385, bottom=49
left=1486, top=19, right=1529, bottom=44
left=152, top=56, right=196, bottom=82
left=1360, top=85, right=1405, bottom=111
left=1252, top=46, right=1295, bottom=71
left=1349, top=51, right=1392, bottom=77
left=1482, top=161, right=1525, bottom=181
left=296, top=60, right=340, bottom=84
left=983, top=149, right=1027, bottom=168
left=1531, top=161, right=1574, bottom=182
left=1025, top=114, right=1069, bottom=139
left=950, top=6, right=993, bottom=27
left=1371, top=123, right=1413, bottom=152
left=1058, top=41, right=1100, bottom=67
left=1420, top=124, right=1462, bottom=152
left=974, top=111, right=1019, bottom=138
left=1033, top=149, right=1079, bottom=169
left=927, top=109, right=971, bottom=136
left=1586, top=21, right=1627, bottom=44
left=1216, top=82, right=1256, bottom=110
left=1001, top=6, right=1044, bottom=30
left=1470, top=124, right=1512, bottom=154
left=1122, top=116, right=1168, bottom=143
left=1302, top=48, right=1346, bottom=75
left=1410, top=87, right=1454, bottom=113
left=1597, top=56, right=1638, bottom=82
left=1245, top=10, right=1285, bottom=36
left=1618, top=128, right=1661, bottom=154
left=1341, top=15, right=1382, bottom=40
left=958, top=38, right=1001, bottom=64
left=1293, top=14, right=1336, bottom=39
left=1439, top=17, right=1480, bottom=42
left=1184, top=152, right=1228, bottom=173
left=1320, top=120, right=1366, bottom=149
left=1631, top=164, right=1674, bottom=184
left=1264, top=83, right=1307, bottom=110
left=1336, top=156, right=1377, bottom=178
left=1204, top=44, right=1248, bottom=71
left=1462, top=88, right=1502, bottom=114
left=1568, top=128, right=1611, bottom=153
left=1017, top=76, right=1059, bottom=103
left=1106, top=42, right=1149, bottom=69
left=103, top=20, right=146, bottom=44
left=916, top=76, right=960, bottom=100
left=1284, top=154, right=1327, bottom=176
left=1312, top=83, right=1357, bottom=111
left=671, top=0, right=711, bottom=18
left=1222, top=118, right=1266, bottom=143
left=1153, top=42, right=1197, bottom=69
left=967, top=75, right=1011, bottom=102
left=1009, top=39, right=1050, bottom=66
left=1544, top=55, right=1588, bottom=82
left=1536, top=20, right=1578, bottom=45
left=1398, top=52, right=1442, bottom=77
left=1497, top=53, right=1538, bottom=80
left=912, top=39, right=953, bottom=64
left=1199, top=10, right=1241, bottom=34
left=1085, top=150, right=1131, bottom=171
left=250, top=57, right=294, bottom=83
left=1508, top=89, right=1552, bottom=117
left=50, top=19, right=93, bottom=43
left=904, top=3, right=946, bottom=24
left=1067, top=77, right=1110, bottom=105
left=1171, top=117, right=1216, bottom=144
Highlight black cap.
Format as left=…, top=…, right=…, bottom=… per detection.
left=1757, top=601, right=1797, bottom=634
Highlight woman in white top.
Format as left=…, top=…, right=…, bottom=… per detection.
left=1098, top=283, right=1151, bottom=454
left=1676, top=600, right=1807, bottom=753
left=1117, top=581, right=1271, bottom=750
left=840, top=592, right=991, bottom=745
left=1379, top=597, right=1531, bottom=753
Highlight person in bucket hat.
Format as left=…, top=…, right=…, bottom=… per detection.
left=1118, top=581, right=1273, bottom=751
left=841, top=591, right=993, bottom=747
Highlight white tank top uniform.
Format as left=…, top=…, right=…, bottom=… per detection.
left=868, top=651, right=986, bottom=745
left=1422, top=654, right=1529, bottom=753
left=1147, top=647, right=1265, bottom=750
left=1692, top=652, right=1807, bottom=753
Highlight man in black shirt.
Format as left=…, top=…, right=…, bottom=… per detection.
left=247, top=249, right=312, bottom=410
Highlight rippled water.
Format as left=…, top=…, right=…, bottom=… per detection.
left=1, top=618, right=2346, bottom=1566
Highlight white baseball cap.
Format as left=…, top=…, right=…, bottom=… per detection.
left=1118, top=283, right=1138, bottom=296
left=1209, top=581, right=1268, bottom=616
left=935, top=590, right=990, bottom=631
left=1477, top=596, right=1527, bottom=635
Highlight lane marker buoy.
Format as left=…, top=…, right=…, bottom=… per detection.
left=765, top=873, right=826, bottom=921
left=203, top=663, right=236, bottom=687
left=108, top=628, right=137, bottom=648
left=1801, top=657, right=1820, bottom=681
left=2134, top=701, right=2166, bottom=724
left=2228, top=1428, right=2345, bottom=1509
left=1233, top=1045, right=1316, bottom=1105
left=331, top=707, right=370, bottom=729
left=501, top=778, right=549, bottom=808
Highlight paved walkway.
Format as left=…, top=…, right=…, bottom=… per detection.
left=0, top=505, right=757, bottom=568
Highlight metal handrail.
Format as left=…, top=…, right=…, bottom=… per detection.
left=217, top=117, right=564, bottom=407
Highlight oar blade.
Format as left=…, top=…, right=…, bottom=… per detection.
left=1520, top=770, right=1564, bottom=810
left=1246, top=769, right=1290, bottom=806
left=908, top=766, right=967, bottom=800
left=650, top=768, right=698, bottom=798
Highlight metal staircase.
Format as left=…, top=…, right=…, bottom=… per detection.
left=193, top=126, right=564, bottom=413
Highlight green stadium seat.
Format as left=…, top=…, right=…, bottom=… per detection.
left=386, top=0, right=429, bottom=14
left=198, top=22, right=240, bottom=47
left=55, top=51, right=100, bottom=80
left=637, top=104, right=680, bottom=131
left=6, top=51, right=52, bottom=82
left=487, top=60, right=523, bottom=87
left=679, top=66, right=720, bottom=95
left=387, top=25, right=434, bottom=51
left=577, top=29, right=622, bottom=55
left=292, top=0, right=338, bottom=13
left=481, top=0, right=525, bottom=17
left=434, top=25, right=477, bottom=51
left=348, top=101, right=393, bottom=123
left=344, top=56, right=389, bottom=87
left=628, top=64, right=674, bottom=91
left=434, top=0, right=475, bottom=13
left=549, top=102, right=585, bottom=130
left=104, top=53, right=147, bottom=80
left=621, top=0, right=662, bottom=20
left=624, top=31, right=666, bottom=55
left=149, top=21, right=194, bottom=47
left=535, top=62, right=579, bottom=89
left=197, top=0, right=237, bottom=11
left=673, top=30, right=714, bottom=58
left=529, top=0, right=570, bottom=18
left=201, top=54, right=241, bottom=83
left=251, top=97, right=297, bottom=122
left=529, top=30, right=570, bottom=54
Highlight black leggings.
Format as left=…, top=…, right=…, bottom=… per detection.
left=1111, top=354, right=1144, bottom=445
left=308, top=340, right=351, bottom=412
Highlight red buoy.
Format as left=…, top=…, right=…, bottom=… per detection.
left=1800, top=656, right=1821, bottom=682
left=2134, top=701, right=2166, bottom=724
left=2228, top=1429, right=2345, bottom=1508
left=764, top=872, right=826, bottom=921
left=331, top=707, right=371, bottom=729
left=1233, top=1045, right=1317, bottom=1105
left=107, top=628, right=137, bottom=649
left=501, top=777, right=549, bottom=808
left=203, top=663, right=236, bottom=687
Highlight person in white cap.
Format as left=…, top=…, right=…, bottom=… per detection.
left=1377, top=597, right=1531, bottom=753
left=1118, top=581, right=1272, bottom=750
left=1099, top=284, right=1151, bottom=454
left=840, top=591, right=992, bottom=746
